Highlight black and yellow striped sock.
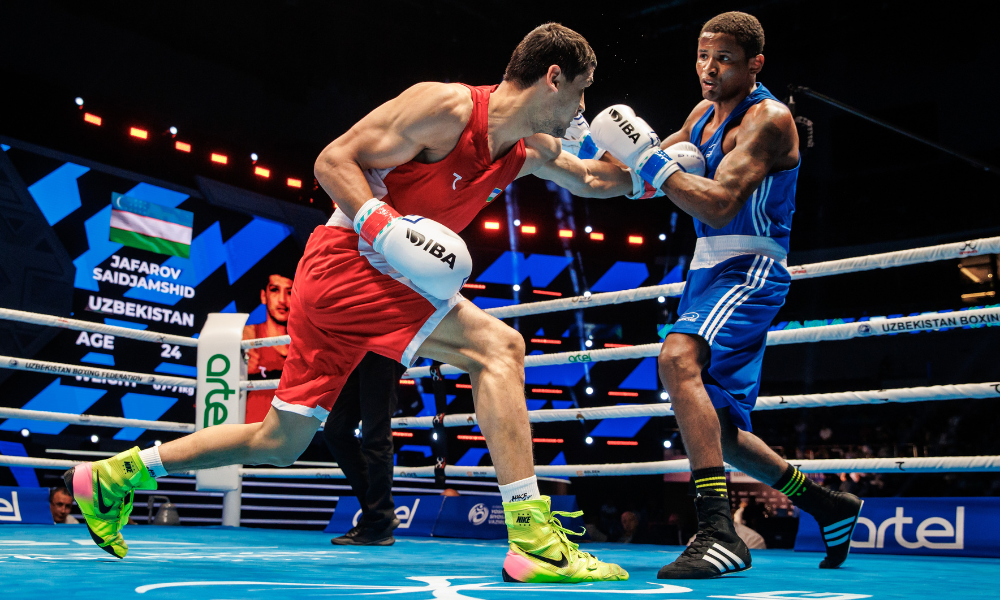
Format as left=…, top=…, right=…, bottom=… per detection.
left=774, top=463, right=811, bottom=500
left=692, top=466, right=728, bottom=499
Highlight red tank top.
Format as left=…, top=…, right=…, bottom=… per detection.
left=365, top=84, right=526, bottom=233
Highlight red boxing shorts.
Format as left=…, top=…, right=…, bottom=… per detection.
left=271, top=211, right=462, bottom=421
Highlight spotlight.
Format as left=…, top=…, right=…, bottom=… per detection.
left=514, top=219, right=521, bottom=226
left=585, top=386, right=594, bottom=395
left=659, top=233, right=666, bottom=241
left=354, top=428, right=361, bottom=437
left=657, top=296, right=666, bottom=303
left=663, top=440, right=672, bottom=449
left=585, top=340, right=593, bottom=348
left=513, top=284, right=521, bottom=292
left=432, top=432, right=439, bottom=441
left=584, top=225, right=593, bottom=233
left=90, top=434, right=100, bottom=444
left=585, top=436, right=594, bottom=445
left=660, top=391, right=669, bottom=400
left=251, top=153, right=258, bottom=162
left=169, top=126, right=178, bottom=135
left=287, top=178, right=302, bottom=188
left=583, top=291, right=591, bottom=298
left=20, top=428, right=29, bottom=438
left=154, top=440, right=162, bottom=446
left=75, top=97, right=84, bottom=106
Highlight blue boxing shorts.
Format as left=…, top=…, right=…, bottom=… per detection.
left=669, top=253, right=790, bottom=432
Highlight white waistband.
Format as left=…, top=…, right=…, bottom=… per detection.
left=327, top=208, right=352, bottom=228
left=690, top=235, right=788, bottom=270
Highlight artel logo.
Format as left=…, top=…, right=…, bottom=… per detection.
left=853, top=506, right=964, bottom=550
left=354, top=498, right=421, bottom=529
left=568, top=353, right=593, bottom=363
left=404, top=229, right=458, bottom=270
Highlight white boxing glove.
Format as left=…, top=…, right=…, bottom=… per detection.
left=353, top=199, right=472, bottom=300
left=561, top=113, right=605, bottom=160
left=627, top=142, right=707, bottom=199
left=590, top=105, right=707, bottom=197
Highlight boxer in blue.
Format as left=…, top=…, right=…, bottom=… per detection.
left=586, top=11, right=864, bottom=579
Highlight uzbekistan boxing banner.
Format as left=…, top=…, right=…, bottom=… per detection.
left=0, top=138, right=321, bottom=448
left=795, top=497, right=1000, bottom=558
left=0, top=487, right=52, bottom=524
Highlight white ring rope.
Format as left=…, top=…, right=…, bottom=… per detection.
left=0, top=307, right=199, bottom=347
left=483, top=236, right=1000, bottom=319
left=446, top=456, right=1000, bottom=478
left=390, top=381, right=1000, bottom=429
left=1, top=236, right=995, bottom=351
left=401, top=306, right=1000, bottom=379
left=8, top=381, right=995, bottom=434
left=0, top=407, right=195, bottom=433
left=0, top=355, right=197, bottom=387
left=3, top=454, right=997, bottom=478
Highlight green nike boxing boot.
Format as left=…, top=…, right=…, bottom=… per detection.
left=502, top=496, right=628, bottom=583
left=63, top=447, right=156, bottom=558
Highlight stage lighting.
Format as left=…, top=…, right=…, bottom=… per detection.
left=585, top=340, right=593, bottom=348
left=521, top=225, right=536, bottom=234
left=251, top=153, right=258, bottom=162
left=130, top=127, right=148, bottom=140
left=628, top=235, right=643, bottom=245
left=589, top=232, right=604, bottom=241
left=513, top=284, right=521, bottom=292
left=583, top=291, right=591, bottom=298
left=175, top=141, right=191, bottom=152
left=254, top=166, right=270, bottom=178
left=559, top=229, right=573, bottom=238
left=20, top=428, right=29, bottom=438
left=287, top=178, right=302, bottom=188
left=660, top=391, right=669, bottom=400
left=154, top=440, right=162, bottom=446
left=663, top=440, right=672, bottom=448
left=484, top=221, right=500, bottom=230
left=659, top=233, right=666, bottom=241
left=84, top=113, right=102, bottom=126
left=169, top=126, right=178, bottom=135
left=514, top=219, right=521, bottom=226
left=75, top=97, right=84, bottom=106
left=354, top=428, right=361, bottom=437
left=432, top=432, right=439, bottom=441
left=90, top=434, right=100, bottom=444
left=585, top=386, right=594, bottom=395
left=585, top=436, right=593, bottom=445
left=584, top=225, right=593, bottom=233
left=211, top=153, right=228, bottom=164
left=658, top=296, right=666, bottom=303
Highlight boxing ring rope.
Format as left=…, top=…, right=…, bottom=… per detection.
left=399, top=306, right=1000, bottom=380
left=235, top=235, right=1000, bottom=349
left=3, top=380, right=997, bottom=434
left=0, top=354, right=197, bottom=387
left=3, top=454, right=998, bottom=478
left=0, top=307, right=199, bottom=347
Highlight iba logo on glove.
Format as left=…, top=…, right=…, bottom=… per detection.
left=405, top=229, right=459, bottom=270
left=607, top=108, right=660, bottom=147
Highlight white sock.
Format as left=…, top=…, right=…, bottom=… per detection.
left=138, top=446, right=168, bottom=478
left=499, top=475, right=539, bottom=504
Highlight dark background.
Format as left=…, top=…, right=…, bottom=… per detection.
left=1, top=0, right=999, bottom=537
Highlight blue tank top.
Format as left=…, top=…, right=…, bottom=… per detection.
left=689, top=83, right=798, bottom=253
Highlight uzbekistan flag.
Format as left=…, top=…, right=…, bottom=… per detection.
left=109, top=193, right=193, bottom=258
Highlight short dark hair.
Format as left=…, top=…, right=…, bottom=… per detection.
left=50, top=486, right=72, bottom=502
left=700, top=12, right=765, bottom=60
left=504, top=23, right=596, bottom=89
left=263, top=273, right=294, bottom=291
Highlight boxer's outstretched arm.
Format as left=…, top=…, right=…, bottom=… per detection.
left=520, top=133, right=633, bottom=198
left=314, top=83, right=471, bottom=220
left=662, top=101, right=796, bottom=229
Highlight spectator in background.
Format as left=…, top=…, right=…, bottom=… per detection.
left=441, top=488, right=460, bottom=497
left=244, top=273, right=293, bottom=424
left=50, top=487, right=78, bottom=524
left=619, top=511, right=640, bottom=543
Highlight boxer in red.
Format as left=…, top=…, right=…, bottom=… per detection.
left=68, top=23, right=639, bottom=583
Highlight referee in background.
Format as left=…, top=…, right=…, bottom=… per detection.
left=323, top=351, right=406, bottom=545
